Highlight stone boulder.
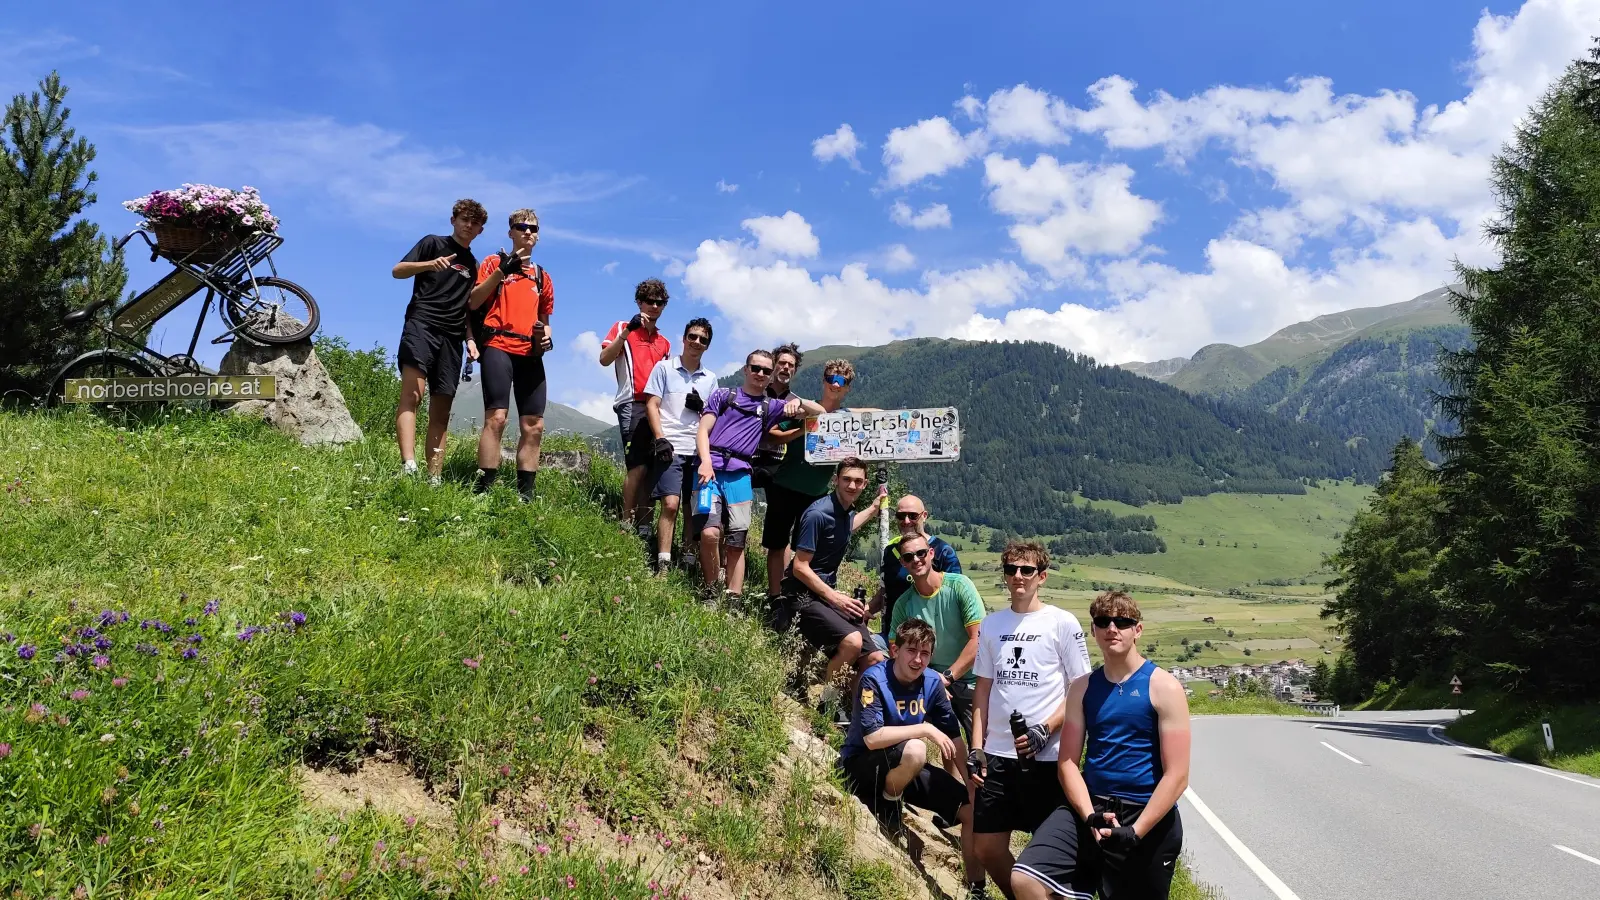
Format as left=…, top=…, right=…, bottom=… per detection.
left=218, top=338, right=362, bottom=446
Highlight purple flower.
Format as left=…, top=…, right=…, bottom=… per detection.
left=155, top=621, right=172, bottom=634
left=287, top=611, right=306, bottom=627
left=181, top=648, right=198, bottom=660
left=2, top=631, right=14, bottom=643
left=94, top=637, right=112, bottom=651
left=203, top=599, right=220, bottom=616
left=92, top=655, right=110, bottom=670
left=78, top=627, right=99, bottom=639
left=183, top=617, right=197, bottom=627
left=237, top=627, right=260, bottom=642
left=17, top=644, right=35, bottom=661
left=0, top=743, right=10, bottom=758
left=97, top=610, right=116, bottom=627
left=139, top=620, right=152, bottom=630
left=186, top=634, right=202, bottom=644
left=112, top=677, right=128, bottom=688
left=462, top=658, right=479, bottom=670
left=70, top=690, right=90, bottom=701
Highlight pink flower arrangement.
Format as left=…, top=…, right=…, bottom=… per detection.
left=122, top=184, right=280, bottom=234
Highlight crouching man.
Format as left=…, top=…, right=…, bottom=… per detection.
left=838, top=617, right=987, bottom=900
left=1011, top=591, right=1191, bottom=900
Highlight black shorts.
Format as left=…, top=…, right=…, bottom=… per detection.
left=397, top=318, right=464, bottom=398
left=652, top=453, right=694, bottom=500
left=479, top=345, right=548, bottom=417
left=972, top=754, right=1067, bottom=835
left=838, top=743, right=969, bottom=825
left=785, top=590, right=878, bottom=661
left=947, top=679, right=975, bottom=745
left=616, top=401, right=654, bottom=470
left=761, top=483, right=822, bottom=552
left=1014, top=800, right=1183, bottom=900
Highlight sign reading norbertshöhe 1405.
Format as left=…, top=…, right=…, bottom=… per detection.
left=803, top=408, right=960, bottom=464
left=62, top=376, right=278, bottom=404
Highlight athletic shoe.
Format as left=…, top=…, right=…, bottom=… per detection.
left=400, top=460, right=418, bottom=477
left=874, top=793, right=905, bottom=837
left=427, top=474, right=442, bottom=488
left=681, top=550, right=699, bottom=573
left=965, top=883, right=989, bottom=900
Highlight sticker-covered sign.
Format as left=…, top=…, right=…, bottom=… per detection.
left=804, top=408, right=960, bottom=464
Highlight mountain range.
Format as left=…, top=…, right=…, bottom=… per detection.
left=446, top=378, right=614, bottom=439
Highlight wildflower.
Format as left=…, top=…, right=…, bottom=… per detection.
left=79, top=627, right=99, bottom=639
left=128, top=800, right=140, bottom=816
left=654, top=661, right=662, bottom=670
left=18, top=644, right=35, bottom=660
left=28, top=823, right=42, bottom=839
left=519, top=865, right=530, bottom=875
left=237, top=627, right=261, bottom=642
left=327, top=834, right=340, bottom=846
left=112, top=678, right=128, bottom=688
left=1, top=631, right=13, bottom=643
left=100, top=734, right=115, bottom=743
left=102, top=787, right=118, bottom=804
left=95, top=834, right=109, bottom=846
left=152, top=819, right=164, bottom=831
left=181, top=648, right=198, bottom=660
left=203, top=599, right=220, bottom=616
left=498, top=765, right=511, bottom=777
left=26, top=703, right=47, bottom=723
left=487, top=875, right=500, bottom=886
left=184, top=617, right=198, bottom=626
left=287, top=611, right=306, bottom=627
left=93, top=655, right=110, bottom=670
left=404, top=815, right=417, bottom=828
left=187, top=634, right=203, bottom=644
left=535, top=843, right=550, bottom=856
left=463, top=658, right=480, bottom=670
left=587, top=676, right=597, bottom=685
left=70, top=690, right=90, bottom=701
left=94, top=637, right=112, bottom=651
left=565, top=875, right=577, bottom=889
left=0, top=743, right=10, bottom=758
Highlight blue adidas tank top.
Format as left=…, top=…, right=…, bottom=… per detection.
left=1082, top=659, right=1163, bottom=802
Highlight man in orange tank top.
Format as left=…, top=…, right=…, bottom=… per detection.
left=468, top=208, right=554, bottom=501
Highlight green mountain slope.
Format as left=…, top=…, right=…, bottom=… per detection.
left=447, top=377, right=614, bottom=438
left=1132, top=286, right=1462, bottom=396
left=786, top=339, right=1384, bottom=534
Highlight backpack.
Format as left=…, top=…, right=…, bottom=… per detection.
left=469, top=262, right=546, bottom=347
left=706, top=388, right=777, bottom=468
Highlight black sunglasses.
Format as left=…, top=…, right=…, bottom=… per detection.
left=748, top=364, right=772, bottom=375
left=899, top=547, right=931, bottom=563
left=1093, top=616, right=1141, bottom=630
left=683, top=333, right=710, bottom=345
left=1002, top=563, right=1040, bottom=577
left=894, top=511, right=920, bottom=521
left=511, top=222, right=539, bottom=233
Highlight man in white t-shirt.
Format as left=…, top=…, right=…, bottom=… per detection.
left=968, top=540, right=1092, bottom=900
left=643, top=318, right=719, bottom=574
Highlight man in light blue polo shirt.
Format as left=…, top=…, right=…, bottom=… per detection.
left=643, top=318, right=719, bottom=574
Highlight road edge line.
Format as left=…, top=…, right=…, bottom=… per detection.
left=1553, top=844, right=1600, bottom=867
left=1426, top=725, right=1600, bottom=791
left=1182, top=787, right=1304, bottom=900
left=1319, top=740, right=1364, bottom=765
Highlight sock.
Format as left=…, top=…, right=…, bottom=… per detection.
left=516, top=469, right=536, bottom=499
left=657, top=553, right=672, bottom=563
left=881, top=788, right=903, bottom=803
left=401, top=459, right=418, bottom=473
left=473, top=468, right=497, bottom=493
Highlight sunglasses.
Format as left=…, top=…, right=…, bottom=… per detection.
left=899, top=547, right=931, bottom=563
left=511, top=222, right=540, bottom=233
left=642, top=298, right=668, bottom=307
left=1093, top=616, right=1141, bottom=630
left=1002, top=563, right=1040, bottom=578
left=683, top=333, right=710, bottom=345
left=826, top=374, right=851, bottom=387
left=894, top=511, right=920, bottom=522
left=748, top=365, right=772, bottom=376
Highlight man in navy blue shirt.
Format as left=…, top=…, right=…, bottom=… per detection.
left=840, top=617, right=984, bottom=899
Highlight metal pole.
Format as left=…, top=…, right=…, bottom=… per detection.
left=877, top=466, right=891, bottom=554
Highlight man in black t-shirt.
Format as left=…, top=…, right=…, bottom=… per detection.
left=390, top=199, right=486, bottom=482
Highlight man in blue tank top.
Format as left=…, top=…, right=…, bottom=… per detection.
left=1012, top=591, right=1192, bottom=900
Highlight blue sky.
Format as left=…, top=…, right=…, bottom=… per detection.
left=6, top=0, right=1587, bottom=421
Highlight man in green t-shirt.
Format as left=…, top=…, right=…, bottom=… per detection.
left=761, top=358, right=858, bottom=600
left=888, top=531, right=985, bottom=745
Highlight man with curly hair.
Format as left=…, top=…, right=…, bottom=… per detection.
left=468, top=208, right=554, bottom=501
left=391, top=198, right=485, bottom=483
left=599, top=279, right=672, bottom=536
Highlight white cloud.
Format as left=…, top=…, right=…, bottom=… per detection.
left=117, top=117, right=640, bottom=229
left=881, top=116, right=987, bottom=186
left=812, top=124, right=864, bottom=170
left=564, top=390, right=618, bottom=424
left=889, top=200, right=952, bottom=230
left=600, top=261, right=620, bottom=275
left=740, top=211, right=820, bottom=258
left=716, top=179, right=739, bottom=193
left=955, top=94, right=984, bottom=121
left=984, top=84, right=1074, bottom=145
left=983, top=154, right=1162, bottom=277
left=882, top=244, right=917, bottom=272
left=569, top=330, right=603, bottom=360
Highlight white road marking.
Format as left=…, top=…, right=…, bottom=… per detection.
left=1183, top=787, right=1304, bottom=900
left=1320, top=741, right=1364, bottom=765
left=1553, top=845, right=1600, bottom=867
left=1427, top=726, right=1600, bottom=791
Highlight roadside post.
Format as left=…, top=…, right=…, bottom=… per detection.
left=1450, top=674, right=1462, bottom=717
left=1543, top=722, right=1555, bottom=753
left=804, top=406, right=962, bottom=584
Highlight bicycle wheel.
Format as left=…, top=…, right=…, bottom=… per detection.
left=223, top=276, right=320, bottom=345
left=48, top=352, right=156, bottom=407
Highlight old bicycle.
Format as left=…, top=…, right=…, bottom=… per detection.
left=48, top=225, right=320, bottom=403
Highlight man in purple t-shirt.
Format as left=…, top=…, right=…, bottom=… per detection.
left=695, top=349, right=824, bottom=597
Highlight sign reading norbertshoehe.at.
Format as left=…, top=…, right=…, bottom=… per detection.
left=63, top=376, right=278, bottom=404
left=804, top=408, right=960, bottom=464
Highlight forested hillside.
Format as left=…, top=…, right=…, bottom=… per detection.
left=785, top=339, right=1383, bottom=534
left=1238, top=324, right=1471, bottom=459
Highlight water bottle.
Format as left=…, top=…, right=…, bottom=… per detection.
left=852, top=586, right=867, bottom=625
left=694, top=479, right=716, bottom=516
left=1010, top=710, right=1031, bottom=773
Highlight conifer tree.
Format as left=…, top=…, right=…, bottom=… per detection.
left=0, top=72, right=127, bottom=397
left=1437, top=43, right=1600, bottom=696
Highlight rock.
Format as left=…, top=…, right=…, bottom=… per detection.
left=218, top=338, right=362, bottom=446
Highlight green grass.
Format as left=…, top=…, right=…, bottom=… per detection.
left=1444, top=694, right=1600, bottom=778
left=0, top=408, right=876, bottom=897
left=1356, top=680, right=1493, bottom=711
left=1188, top=694, right=1304, bottom=716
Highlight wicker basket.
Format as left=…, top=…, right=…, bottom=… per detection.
left=151, top=223, right=234, bottom=264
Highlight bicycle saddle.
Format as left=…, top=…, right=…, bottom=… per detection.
left=62, top=298, right=113, bottom=326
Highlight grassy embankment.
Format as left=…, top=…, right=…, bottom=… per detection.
left=1360, top=683, right=1600, bottom=778
left=0, top=410, right=899, bottom=899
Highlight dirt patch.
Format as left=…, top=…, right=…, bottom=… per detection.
left=297, top=754, right=452, bottom=827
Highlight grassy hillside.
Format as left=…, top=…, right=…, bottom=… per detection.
left=0, top=410, right=907, bottom=899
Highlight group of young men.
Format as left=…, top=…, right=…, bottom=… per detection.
left=391, top=201, right=1193, bottom=900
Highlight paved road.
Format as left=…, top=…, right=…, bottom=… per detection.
left=1179, top=710, right=1600, bottom=900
